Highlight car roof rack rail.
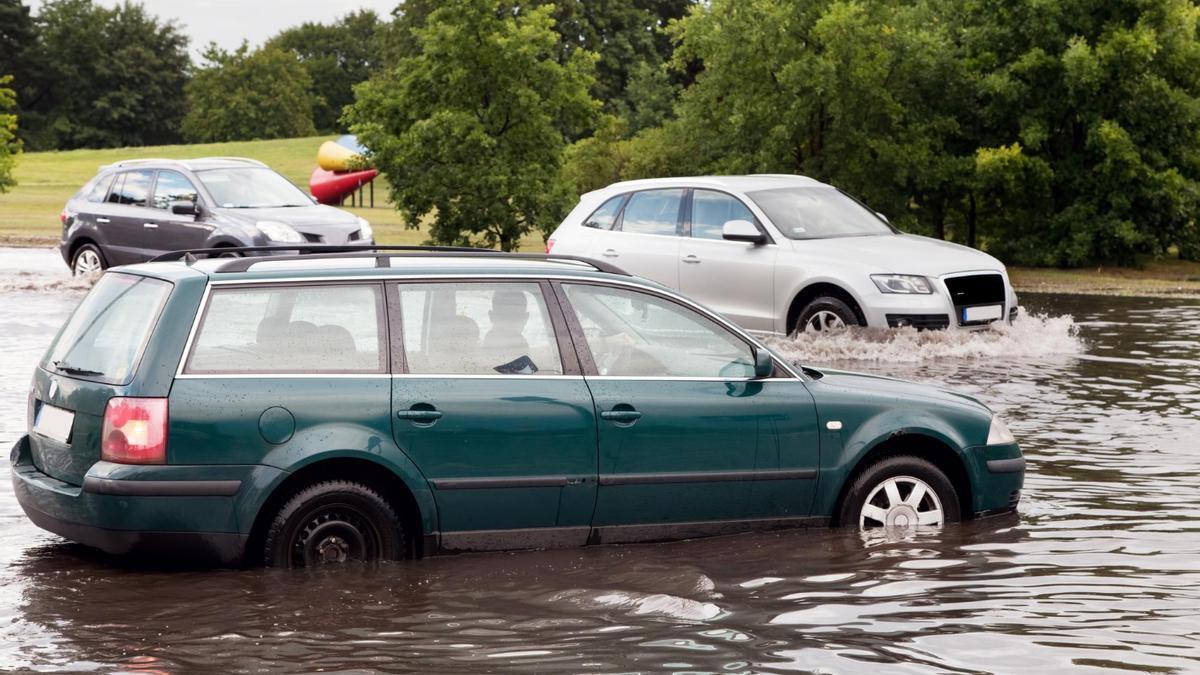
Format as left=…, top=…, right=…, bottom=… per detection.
left=106, top=158, right=181, bottom=169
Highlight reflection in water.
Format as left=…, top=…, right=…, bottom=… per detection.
left=1, top=249, right=1198, bottom=672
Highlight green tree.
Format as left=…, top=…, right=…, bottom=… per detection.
left=346, top=0, right=598, bottom=251
left=183, top=43, right=317, bottom=143
left=267, top=10, right=384, bottom=133
left=0, top=75, right=20, bottom=193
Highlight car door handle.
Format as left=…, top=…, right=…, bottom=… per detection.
left=601, top=407, right=642, bottom=423
left=397, top=408, right=443, bottom=422
left=96, top=217, right=110, bottom=223
left=601, top=249, right=619, bottom=258
left=682, top=254, right=701, bottom=264
left=142, top=222, right=158, bottom=229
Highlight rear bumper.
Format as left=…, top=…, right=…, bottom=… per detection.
left=10, top=436, right=279, bottom=568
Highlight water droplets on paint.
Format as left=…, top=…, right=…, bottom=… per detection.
left=766, top=307, right=1083, bottom=363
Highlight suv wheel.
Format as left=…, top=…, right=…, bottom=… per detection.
left=795, top=296, right=859, bottom=334
left=838, top=455, right=961, bottom=531
left=262, top=480, right=407, bottom=568
left=71, top=244, right=106, bottom=276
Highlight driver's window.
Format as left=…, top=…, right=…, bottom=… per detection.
left=397, top=282, right=563, bottom=376
left=563, top=284, right=756, bottom=378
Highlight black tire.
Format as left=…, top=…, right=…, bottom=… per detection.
left=70, top=243, right=107, bottom=276
left=262, top=480, right=407, bottom=568
left=836, top=455, right=962, bottom=530
left=209, top=248, right=243, bottom=259
left=794, top=296, right=860, bottom=335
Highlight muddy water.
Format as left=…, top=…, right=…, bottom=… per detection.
left=1, top=249, right=1197, bottom=673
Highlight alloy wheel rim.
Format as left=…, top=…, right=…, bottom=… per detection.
left=859, top=475, right=944, bottom=530
left=73, top=249, right=101, bottom=275
left=805, top=310, right=847, bottom=333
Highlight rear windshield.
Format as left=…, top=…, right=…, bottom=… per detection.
left=43, top=273, right=172, bottom=384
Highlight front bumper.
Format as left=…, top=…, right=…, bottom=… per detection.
left=859, top=275, right=1019, bottom=331
left=962, top=441, right=1025, bottom=516
left=10, top=435, right=282, bottom=567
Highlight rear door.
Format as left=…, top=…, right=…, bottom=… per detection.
left=389, top=280, right=598, bottom=550
left=588, top=188, right=684, bottom=289
left=147, top=170, right=212, bottom=250
left=102, top=169, right=161, bottom=264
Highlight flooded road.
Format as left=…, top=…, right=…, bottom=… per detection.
left=1, top=248, right=1197, bottom=673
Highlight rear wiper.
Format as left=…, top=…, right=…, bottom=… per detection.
left=53, top=361, right=104, bottom=377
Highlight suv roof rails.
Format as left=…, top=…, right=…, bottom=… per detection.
left=106, top=158, right=182, bottom=169
left=147, top=245, right=630, bottom=276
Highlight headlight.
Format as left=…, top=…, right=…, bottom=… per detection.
left=987, top=415, right=1016, bottom=445
left=356, top=216, right=374, bottom=242
left=257, top=221, right=303, bottom=243
left=872, top=274, right=934, bottom=294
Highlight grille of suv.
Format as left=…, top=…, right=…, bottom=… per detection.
left=944, top=273, right=1005, bottom=325
left=302, top=232, right=324, bottom=243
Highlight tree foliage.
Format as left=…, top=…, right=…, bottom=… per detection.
left=346, top=0, right=598, bottom=251
left=0, top=75, right=20, bottom=193
left=183, top=43, right=317, bottom=143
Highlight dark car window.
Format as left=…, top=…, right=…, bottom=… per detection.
left=692, top=190, right=758, bottom=240
left=105, top=174, right=126, bottom=204
left=152, top=170, right=200, bottom=209
left=619, top=189, right=684, bottom=236
left=109, top=170, right=154, bottom=208
left=583, top=195, right=624, bottom=230
left=83, top=174, right=115, bottom=203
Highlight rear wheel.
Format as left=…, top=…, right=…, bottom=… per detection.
left=262, top=480, right=407, bottom=568
left=837, top=455, right=961, bottom=531
left=794, top=296, right=860, bottom=335
left=70, top=244, right=106, bottom=276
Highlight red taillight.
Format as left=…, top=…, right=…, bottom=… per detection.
left=545, top=238, right=556, bottom=253
left=59, top=209, right=68, bottom=225
left=101, top=397, right=168, bottom=464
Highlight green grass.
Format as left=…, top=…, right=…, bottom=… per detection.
left=0, top=135, right=544, bottom=250
left=1010, top=258, right=1200, bottom=297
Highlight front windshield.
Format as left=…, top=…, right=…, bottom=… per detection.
left=195, top=167, right=312, bottom=208
left=747, top=187, right=895, bottom=240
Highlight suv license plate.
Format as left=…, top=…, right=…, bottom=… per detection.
left=962, top=304, right=1003, bottom=323
left=34, top=404, right=74, bottom=444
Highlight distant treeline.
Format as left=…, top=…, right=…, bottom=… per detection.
left=1, top=0, right=1198, bottom=264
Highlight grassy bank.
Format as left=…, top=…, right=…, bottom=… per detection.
left=1010, top=258, right=1200, bottom=297
left=0, top=136, right=544, bottom=250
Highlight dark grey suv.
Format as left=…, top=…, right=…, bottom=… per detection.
left=60, top=157, right=375, bottom=274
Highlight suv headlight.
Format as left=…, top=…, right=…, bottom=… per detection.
left=872, top=274, right=934, bottom=294
left=257, top=221, right=303, bottom=243
left=987, top=415, right=1016, bottom=445
left=356, top=216, right=374, bottom=242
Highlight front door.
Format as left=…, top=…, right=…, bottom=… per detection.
left=555, top=281, right=821, bottom=541
left=389, top=280, right=598, bottom=550
left=588, top=188, right=685, bottom=289
left=148, top=170, right=212, bottom=250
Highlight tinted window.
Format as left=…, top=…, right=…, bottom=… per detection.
left=186, top=284, right=385, bottom=374
left=619, top=189, right=684, bottom=236
left=43, top=273, right=172, bottom=385
left=583, top=195, right=624, bottom=229
left=747, top=186, right=894, bottom=239
left=563, top=284, right=755, bottom=378
left=83, top=174, right=114, bottom=203
left=105, top=174, right=126, bottom=204
left=399, top=282, right=563, bottom=376
left=152, top=170, right=199, bottom=209
left=109, top=170, right=153, bottom=207
left=692, top=190, right=758, bottom=240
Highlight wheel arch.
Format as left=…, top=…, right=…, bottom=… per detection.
left=787, top=281, right=867, bottom=333
left=67, top=236, right=102, bottom=263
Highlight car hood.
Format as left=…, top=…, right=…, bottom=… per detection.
left=805, top=367, right=991, bottom=413
left=790, top=233, right=1005, bottom=277
left=215, top=204, right=359, bottom=233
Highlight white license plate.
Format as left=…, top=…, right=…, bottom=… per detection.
left=33, top=404, right=74, bottom=444
left=963, top=304, right=1003, bottom=323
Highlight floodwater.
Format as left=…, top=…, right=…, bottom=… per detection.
left=1, top=248, right=1197, bottom=673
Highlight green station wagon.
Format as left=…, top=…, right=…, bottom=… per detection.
left=12, top=247, right=1025, bottom=567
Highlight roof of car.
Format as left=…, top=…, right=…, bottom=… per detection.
left=98, top=157, right=269, bottom=172
left=594, top=174, right=828, bottom=195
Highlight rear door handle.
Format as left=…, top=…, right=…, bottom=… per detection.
left=682, top=254, right=701, bottom=264
left=601, top=249, right=619, bottom=258
left=96, top=217, right=110, bottom=223
left=397, top=407, right=443, bottom=422
left=600, top=407, right=642, bottom=423
left=142, top=222, right=158, bottom=229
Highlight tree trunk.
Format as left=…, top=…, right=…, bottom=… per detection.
left=967, top=191, right=977, bottom=249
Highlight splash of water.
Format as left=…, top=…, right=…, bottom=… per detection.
left=0, top=271, right=96, bottom=294
left=765, top=308, right=1083, bottom=363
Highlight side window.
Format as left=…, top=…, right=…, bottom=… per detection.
left=105, top=174, right=126, bottom=204
left=398, top=282, right=563, bottom=376
left=84, top=174, right=115, bottom=203
left=583, top=195, right=624, bottom=229
left=153, top=170, right=200, bottom=209
left=692, top=189, right=758, bottom=240
left=619, top=189, right=684, bottom=236
left=186, top=284, right=386, bottom=374
left=563, top=283, right=755, bottom=378
left=109, top=170, right=153, bottom=207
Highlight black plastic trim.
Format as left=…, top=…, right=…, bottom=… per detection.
left=82, top=477, right=242, bottom=497
left=599, top=468, right=816, bottom=486
left=430, top=475, right=580, bottom=490
left=986, top=457, right=1027, bottom=474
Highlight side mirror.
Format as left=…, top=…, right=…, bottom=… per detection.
left=753, top=348, right=774, bottom=378
left=722, top=219, right=766, bottom=244
left=875, top=211, right=890, bottom=224
left=171, top=200, right=200, bottom=217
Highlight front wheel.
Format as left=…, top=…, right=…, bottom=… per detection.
left=794, top=296, right=860, bottom=335
left=837, top=455, right=961, bottom=531
left=262, top=480, right=407, bottom=568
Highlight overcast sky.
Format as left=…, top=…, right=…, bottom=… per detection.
left=41, top=0, right=400, bottom=58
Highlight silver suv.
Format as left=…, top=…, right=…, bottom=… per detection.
left=547, top=175, right=1019, bottom=335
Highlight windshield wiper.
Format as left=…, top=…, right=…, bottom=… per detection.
left=53, top=361, right=105, bottom=377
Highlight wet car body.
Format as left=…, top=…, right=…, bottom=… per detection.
left=11, top=249, right=1024, bottom=567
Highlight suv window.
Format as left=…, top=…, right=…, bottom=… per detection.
left=398, top=282, right=563, bottom=376
left=692, top=190, right=758, bottom=240
left=619, top=189, right=684, bottom=236
left=152, top=170, right=200, bottom=209
left=186, top=284, right=386, bottom=374
left=583, top=195, right=624, bottom=229
left=83, top=174, right=115, bottom=203
left=563, top=284, right=755, bottom=378
left=109, top=169, right=153, bottom=207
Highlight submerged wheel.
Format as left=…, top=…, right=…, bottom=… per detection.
left=795, top=296, right=860, bottom=335
left=838, top=455, right=961, bottom=531
left=262, top=480, right=406, bottom=568
left=71, top=244, right=106, bottom=276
